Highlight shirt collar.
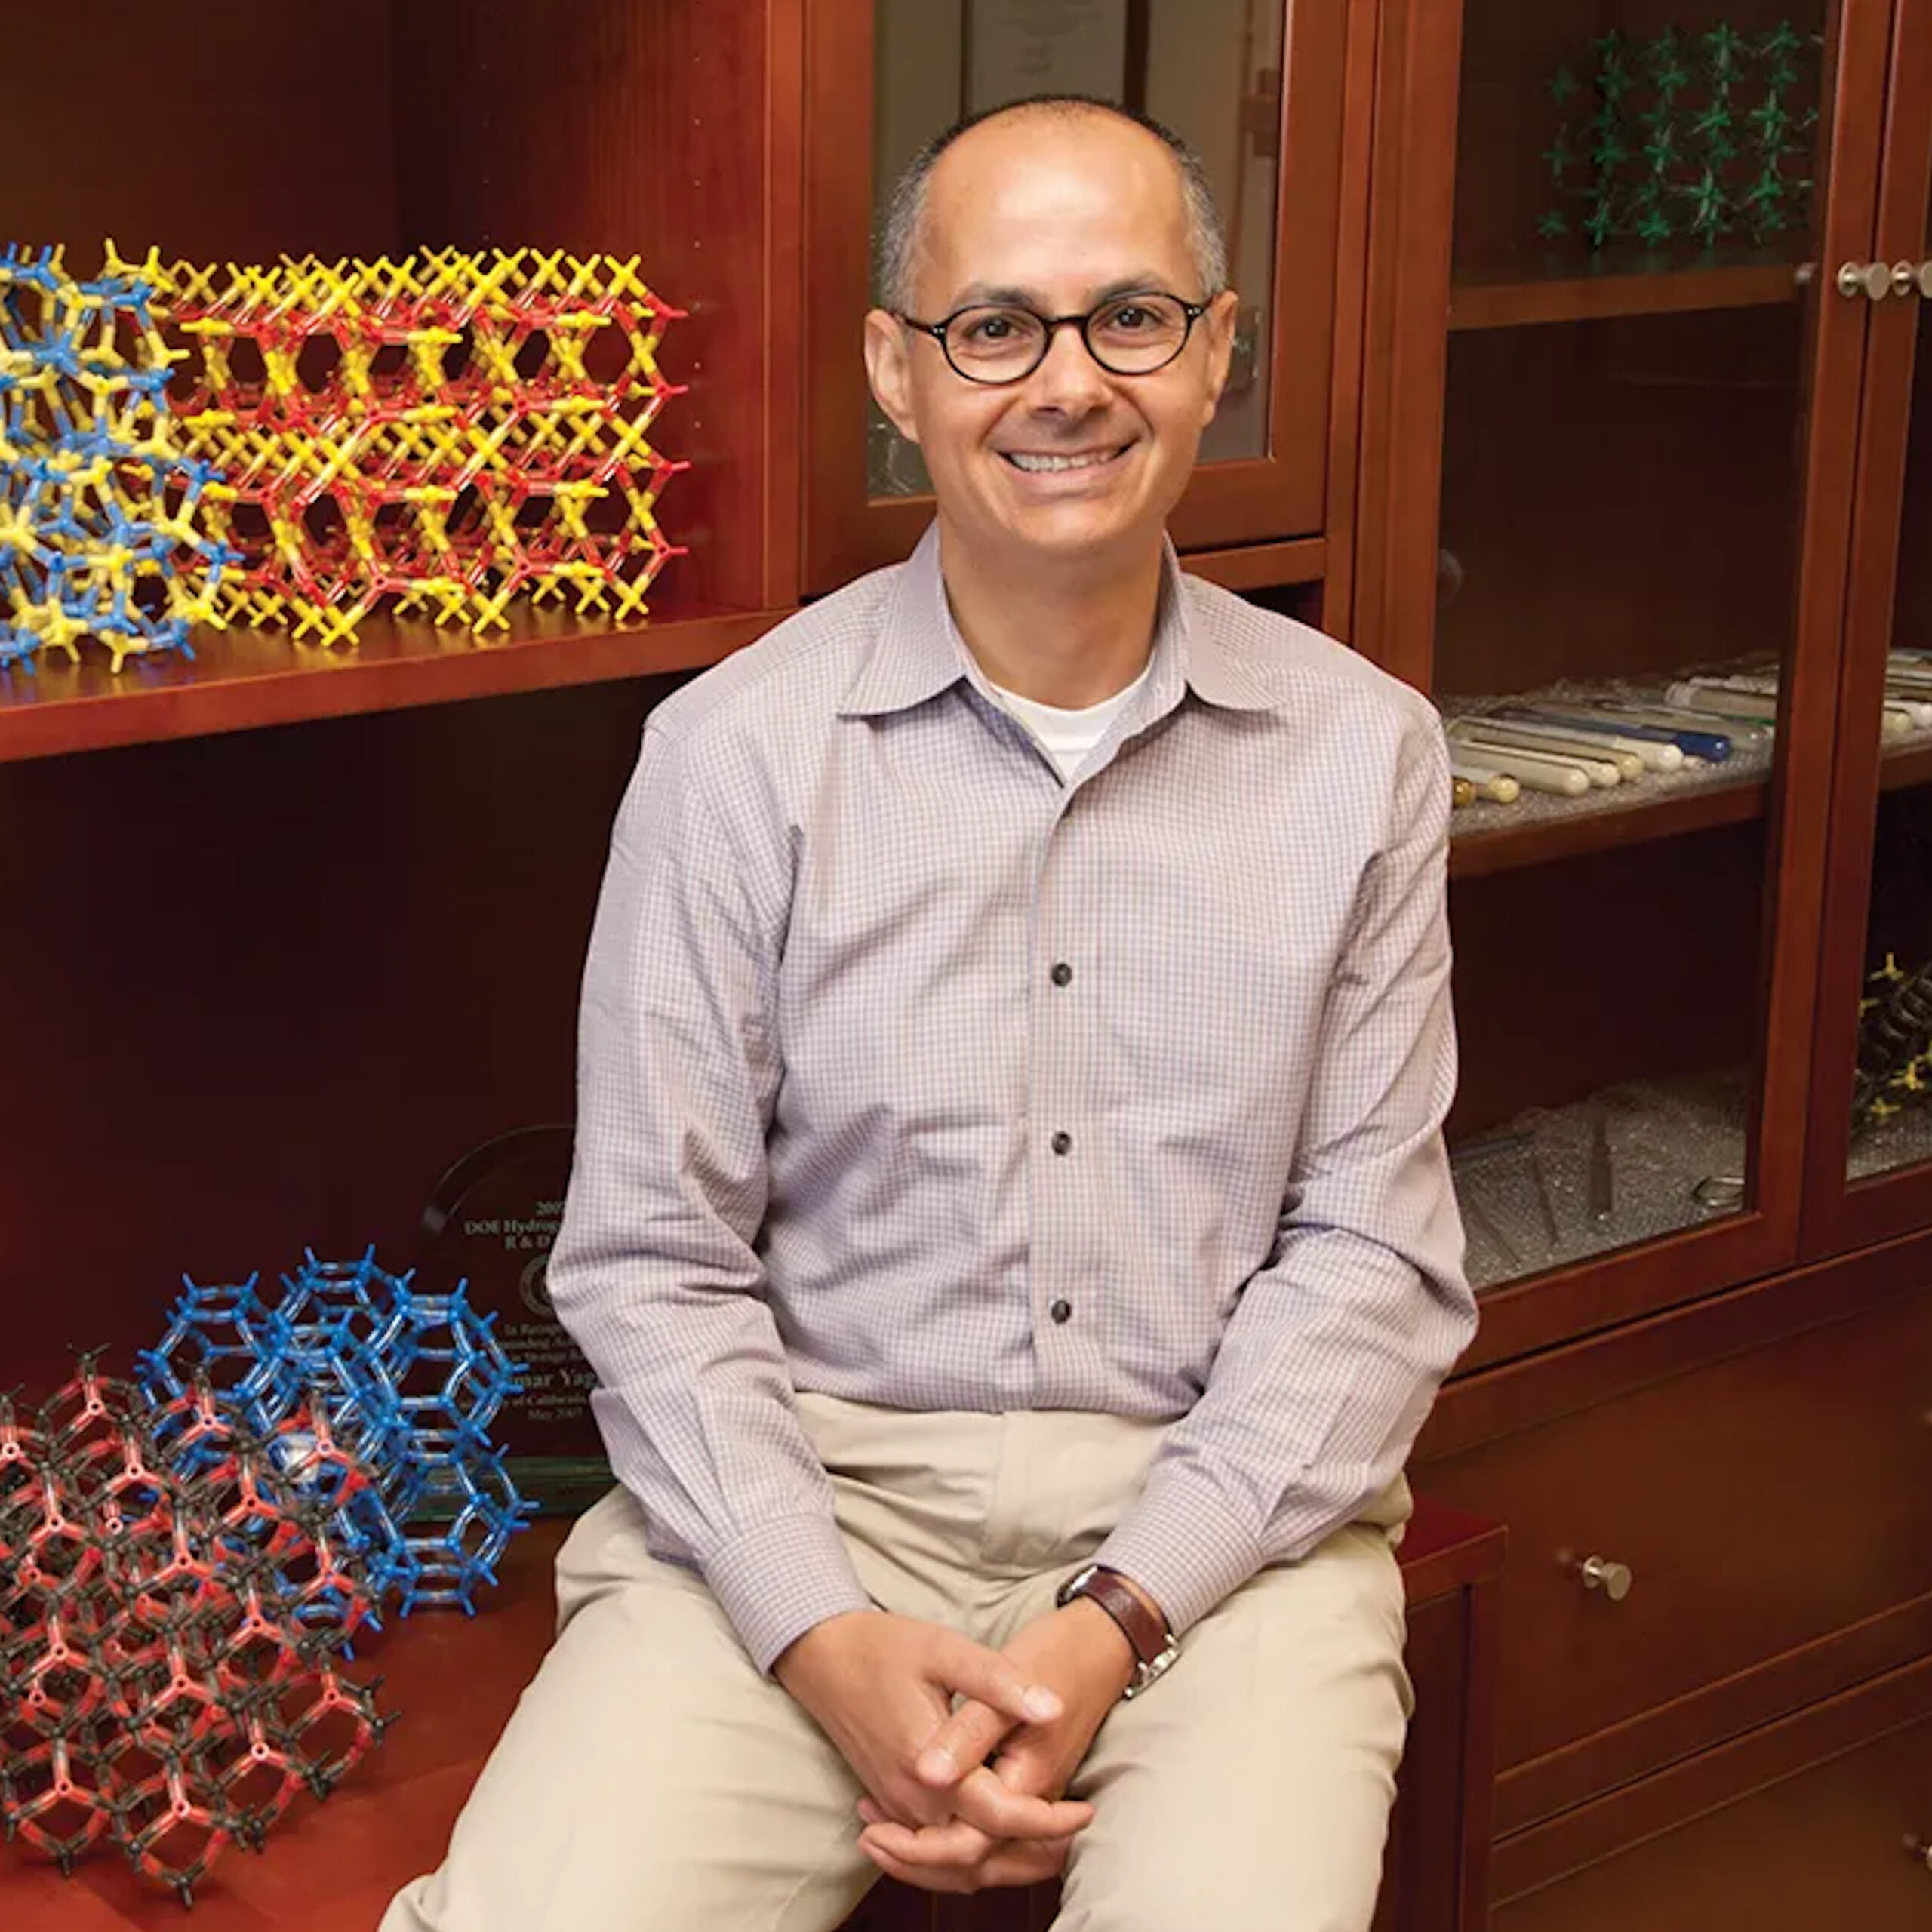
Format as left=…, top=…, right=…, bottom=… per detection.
left=838, top=521, right=1278, bottom=718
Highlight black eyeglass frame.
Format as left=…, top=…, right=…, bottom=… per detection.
left=894, top=292, right=1212, bottom=386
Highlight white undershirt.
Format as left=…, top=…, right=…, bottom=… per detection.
left=986, top=660, right=1154, bottom=781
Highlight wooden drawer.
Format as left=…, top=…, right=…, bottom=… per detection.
left=1418, top=1280, right=1932, bottom=1822
left=1495, top=1664, right=1932, bottom=1931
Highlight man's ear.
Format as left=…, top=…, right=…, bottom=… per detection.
left=864, top=308, right=921, bottom=445
left=1198, top=288, right=1243, bottom=425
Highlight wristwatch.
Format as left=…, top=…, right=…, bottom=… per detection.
left=1054, top=1564, right=1180, bottom=1699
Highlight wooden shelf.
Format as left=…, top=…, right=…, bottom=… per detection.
left=1449, top=259, right=1807, bottom=332
left=1450, top=773, right=1769, bottom=880
left=0, top=605, right=788, bottom=764
left=1880, top=736, right=1932, bottom=792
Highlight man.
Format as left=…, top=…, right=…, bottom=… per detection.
left=383, top=94, right=1473, bottom=1932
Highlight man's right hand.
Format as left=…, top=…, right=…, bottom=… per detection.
left=773, top=1610, right=1096, bottom=1843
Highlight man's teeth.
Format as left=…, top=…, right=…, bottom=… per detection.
left=1006, top=448, right=1118, bottom=472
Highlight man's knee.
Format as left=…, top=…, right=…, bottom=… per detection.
left=1054, top=1863, right=1389, bottom=1932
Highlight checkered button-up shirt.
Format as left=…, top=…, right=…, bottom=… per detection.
left=547, top=526, right=1475, bottom=1672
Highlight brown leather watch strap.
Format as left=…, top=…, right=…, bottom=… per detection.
left=1065, top=1567, right=1169, bottom=1666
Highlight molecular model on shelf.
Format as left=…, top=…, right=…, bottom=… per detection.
left=0, top=1355, right=390, bottom=1903
left=109, top=245, right=689, bottom=648
left=138, top=1248, right=537, bottom=1617
left=0, top=245, right=235, bottom=674
left=1537, top=23, right=1821, bottom=251
left=1853, top=954, right=1932, bottom=1131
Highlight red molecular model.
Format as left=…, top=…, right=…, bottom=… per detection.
left=0, top=1355, right=392, bottom=1905
left=102, top=244, right=688, bottom=648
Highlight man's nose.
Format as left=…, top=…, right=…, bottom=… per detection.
left=1027, top=321, right=1111, bottom=411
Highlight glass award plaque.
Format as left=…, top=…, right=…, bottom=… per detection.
left=417, top=1126, right=611, bottom=1515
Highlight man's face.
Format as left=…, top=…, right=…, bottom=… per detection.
left=865, top=112, right=1238, bottom=569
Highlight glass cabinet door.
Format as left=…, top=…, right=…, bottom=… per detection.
left=1406, top=0, right=1879, bottom=1353
left=1843, top=258, right=1932, bottom=1192
left=1805, top=7, right=1932, bottom=1253
left=802, top=0, right=1352, bottom=592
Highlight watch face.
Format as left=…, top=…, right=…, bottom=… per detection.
left=1056, top=1564, right=1100, bottom=1607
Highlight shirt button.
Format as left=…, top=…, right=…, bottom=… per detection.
left=1051, top=1131, right=1072, bottom=1156
left=1049, top=1298, right=1073, bottom=1324
left=1050, top=961, right=1073, bottom=988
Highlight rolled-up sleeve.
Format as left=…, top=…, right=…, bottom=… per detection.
left=1094, top=711, right=1476, bottom=1634
left=546, top=721, right=872, bottom=1673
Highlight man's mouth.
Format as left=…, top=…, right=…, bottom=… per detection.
left=1000, top=442, right=1131, bottom=474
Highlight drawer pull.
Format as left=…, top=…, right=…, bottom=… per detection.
left=1903, top=1835, right=1932, bottom=1869
left=1578, top=1555, right=1634, bottom=1601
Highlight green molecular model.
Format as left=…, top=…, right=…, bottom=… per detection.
left=1538, top=21, right=1821, bottom=256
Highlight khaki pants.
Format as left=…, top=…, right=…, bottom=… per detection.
left=380, top=1396, right=1413, bottom=1932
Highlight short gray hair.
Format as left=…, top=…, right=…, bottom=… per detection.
left=876, top=94, right=1228, bottom=315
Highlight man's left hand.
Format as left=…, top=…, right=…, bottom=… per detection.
left=855, top=1595, right=1138, bottom=1893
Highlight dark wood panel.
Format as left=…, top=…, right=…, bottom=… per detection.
left=396, top=0, right=795, bottom=614
left=1435, top=307, right=1806, bottom=700
left=1183, top=537, right=1327, bottom=591
left=1494, top=1657, right=1932, bottom=1918
left=0, top=611, right=778, bottom=765
left=1421, top=1280, right=1932, bottom=1812
left=1510, top=1589, right=1932, bottom=1832
left=1447, top=822, right=1765, bottom=1137
left=1317, top=0, right=1384, bottom=647
left=1429, top=1215, right=1932, bottom=1447
left=0, top=678, right=674, bottom=1398
left=1450, top=262, right=1805, bottom=332
left=0, top=2, right=401, bottom=262
left=1344, top=0, right=1466, bottom=686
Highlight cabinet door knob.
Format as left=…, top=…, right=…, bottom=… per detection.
left=1579, top=1555, right=1634, bottom=1601
left=1894, top=261, right=1924, bottom=297
left=1903, top=1834, right=1932, bottom=1869
left=1915, top=261, right=1932, bottom=300
left=1837, top=260, right=1897, bottom=300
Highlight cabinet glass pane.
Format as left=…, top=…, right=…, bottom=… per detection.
left=1845, top=177, right=1932, bottom=1183
left=1439, top=4, right=1831, bottom=1292
left=869, top=0, right=1283, bottom=496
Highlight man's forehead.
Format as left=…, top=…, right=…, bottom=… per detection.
left=931, top=106, right=1184, bottom=195
left=919, top=112, right=1194, bottom=283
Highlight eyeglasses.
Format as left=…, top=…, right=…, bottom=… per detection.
left=896, top=291, right=1209, bottom=386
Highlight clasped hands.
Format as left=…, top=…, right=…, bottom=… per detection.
left=774, top=1598, right=1138, bottom=1894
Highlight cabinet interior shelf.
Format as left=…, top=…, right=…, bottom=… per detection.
left=1451, top=774, right=1768, bottom=879
left=1448, top=260, right=1805, bottom=332
left=1880, top=735, right=1932, bottom=792
left=0, top=606, right=786, bottom=764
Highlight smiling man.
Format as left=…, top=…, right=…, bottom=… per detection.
left=382, top=96, right=1475, bottom=1932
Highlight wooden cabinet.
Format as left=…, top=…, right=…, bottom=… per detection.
left=1355, top=0, right=1900, bottom=1368
left=1354, top=8, right=1932, bottom=1895
left=798, top=0, right=1366, bottom=594
left=0, top=0, right=799, bottom=762
left=1417, top=1254, right=1932, bottom=1832
left=12, top=0, right=1932, bottom=1920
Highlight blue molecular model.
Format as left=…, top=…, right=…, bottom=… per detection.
left=138, top=1247, right=534, bottom=1617
left=0, top=245, right=235, bottom=675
